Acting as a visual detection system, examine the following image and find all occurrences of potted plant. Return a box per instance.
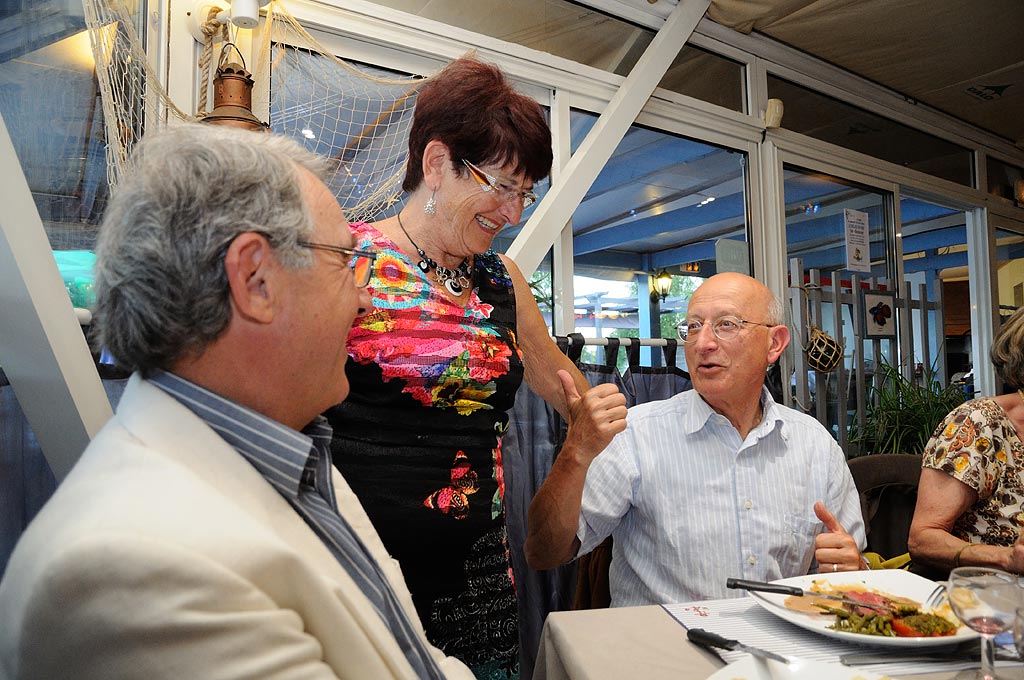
[848,360,966,457]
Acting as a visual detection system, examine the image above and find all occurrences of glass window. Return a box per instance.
[768,75,974,187]
[994,219,1024,323]
[0,0,136,574]
[569,109,749,367]
[987,156,1024,202]
[783,166,892,445]
[900,196,966,385]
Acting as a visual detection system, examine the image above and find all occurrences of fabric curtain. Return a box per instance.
[506,335,697,675]
[620,340,692,406]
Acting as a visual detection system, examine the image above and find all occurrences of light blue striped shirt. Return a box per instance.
[577,387,865,607]
[148,370,445,679]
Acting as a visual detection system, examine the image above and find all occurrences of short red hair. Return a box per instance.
[403,55,552,193]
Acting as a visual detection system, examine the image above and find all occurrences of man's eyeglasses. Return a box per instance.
[462,159,539,210]
[296,240,377,288]
[676,316,776,343]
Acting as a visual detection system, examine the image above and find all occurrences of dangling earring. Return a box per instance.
[423,186,437,216]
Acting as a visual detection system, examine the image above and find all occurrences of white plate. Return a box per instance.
[747,569,978,648]
[706,655,889,680]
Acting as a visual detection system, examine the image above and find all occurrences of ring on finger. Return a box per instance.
[832,563,838,572]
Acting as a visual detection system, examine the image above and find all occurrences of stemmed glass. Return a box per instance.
[946,567,1021,680]
[1014,607,1024,661]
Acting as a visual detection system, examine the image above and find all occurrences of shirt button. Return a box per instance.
[748,555,757,565]
[744,500,752,510]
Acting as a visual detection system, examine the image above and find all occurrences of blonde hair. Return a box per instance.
[991,306,1024,390]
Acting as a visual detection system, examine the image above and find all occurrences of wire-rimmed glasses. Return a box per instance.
[296,240,377,288]
[462,159,538,209]
[676,316,776,343]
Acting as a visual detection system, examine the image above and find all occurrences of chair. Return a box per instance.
[573,536,613,609]
[846,453,922,565]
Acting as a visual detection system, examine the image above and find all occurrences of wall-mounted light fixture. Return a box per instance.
[650,269,673,304]
[187,0,272,40]
[764,98,784,129]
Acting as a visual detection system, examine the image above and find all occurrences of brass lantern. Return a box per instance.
[199,48,269,131]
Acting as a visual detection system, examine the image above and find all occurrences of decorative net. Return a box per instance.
[81,0,193,188]
[81,0,431,223]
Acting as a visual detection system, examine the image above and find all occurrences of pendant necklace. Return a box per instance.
[396,212,472,296]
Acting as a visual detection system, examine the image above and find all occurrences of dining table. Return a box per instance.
[533,603,1024,680]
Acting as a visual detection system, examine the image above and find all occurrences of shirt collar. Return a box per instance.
[684,386,783,436]
[147,369,331,500]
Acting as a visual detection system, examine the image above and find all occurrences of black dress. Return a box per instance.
[326,222,523,679]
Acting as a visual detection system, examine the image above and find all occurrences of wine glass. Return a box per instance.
[1014,607,1024,660]
[947,567,1021,680]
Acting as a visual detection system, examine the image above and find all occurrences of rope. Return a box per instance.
[197,6,229,115]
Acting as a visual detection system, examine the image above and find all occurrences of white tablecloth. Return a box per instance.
[533,605,1024,680]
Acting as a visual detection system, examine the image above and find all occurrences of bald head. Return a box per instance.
[690,273,784,326]
[684,273,790,424]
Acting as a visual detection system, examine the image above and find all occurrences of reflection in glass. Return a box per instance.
[769,75,973,187]
[567,109,748,368]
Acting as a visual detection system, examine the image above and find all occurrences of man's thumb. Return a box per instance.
[558,369,581,406]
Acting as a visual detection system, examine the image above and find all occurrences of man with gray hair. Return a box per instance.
[526,272,866,606]
[0,123,474,680]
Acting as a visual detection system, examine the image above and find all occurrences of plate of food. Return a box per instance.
[742,569,976,648]
[706,655,890,680]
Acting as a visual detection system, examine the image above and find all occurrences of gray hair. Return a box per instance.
[93,123,332,374]
[766,291,784,326]
[992,306,1024,390]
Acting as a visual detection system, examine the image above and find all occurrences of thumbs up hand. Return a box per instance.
[558,369,627,463]
[813,501,865,572]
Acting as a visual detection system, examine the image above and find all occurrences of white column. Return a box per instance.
[507,0,712,275]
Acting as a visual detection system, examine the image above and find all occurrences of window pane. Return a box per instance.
[987,156,1024,202]
[783,166,892,443]
[569,109,749,366]
[769,75,974,187]
[900,196,966,385]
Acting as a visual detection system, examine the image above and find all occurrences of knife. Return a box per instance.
[726,577,893,611]
[687,628,790,664]
[840,640,1019,666]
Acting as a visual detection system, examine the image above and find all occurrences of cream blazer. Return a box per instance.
[0,375,474,680]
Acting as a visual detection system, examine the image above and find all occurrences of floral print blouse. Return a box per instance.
[922,398,1024,545]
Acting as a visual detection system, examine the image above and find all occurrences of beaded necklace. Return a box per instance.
[396,212,472,296]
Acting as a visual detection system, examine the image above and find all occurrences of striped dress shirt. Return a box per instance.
[149,370,445,679]
[577,387,865,607]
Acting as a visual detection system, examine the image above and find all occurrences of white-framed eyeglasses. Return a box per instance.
[462,159,538,209]
[676,316,776,343]
[296,240,377,288]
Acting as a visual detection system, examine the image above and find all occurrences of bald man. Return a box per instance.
[525,273,865,606]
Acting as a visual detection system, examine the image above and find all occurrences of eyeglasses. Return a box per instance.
[676,316,776,343]
[296,240,377,288]
[462,159,539,209]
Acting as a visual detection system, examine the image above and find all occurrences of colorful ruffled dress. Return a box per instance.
[325,222,523,680]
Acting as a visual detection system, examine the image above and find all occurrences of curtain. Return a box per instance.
[506,336,699,675]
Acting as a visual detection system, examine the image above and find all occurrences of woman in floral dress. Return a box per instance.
[324,56,626,679]
[909,305,1024,573]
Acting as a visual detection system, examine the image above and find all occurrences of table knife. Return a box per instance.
[687,628,790,664]
[726,577,892,611]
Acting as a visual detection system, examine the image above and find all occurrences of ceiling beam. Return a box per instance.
[506,0,712,275]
